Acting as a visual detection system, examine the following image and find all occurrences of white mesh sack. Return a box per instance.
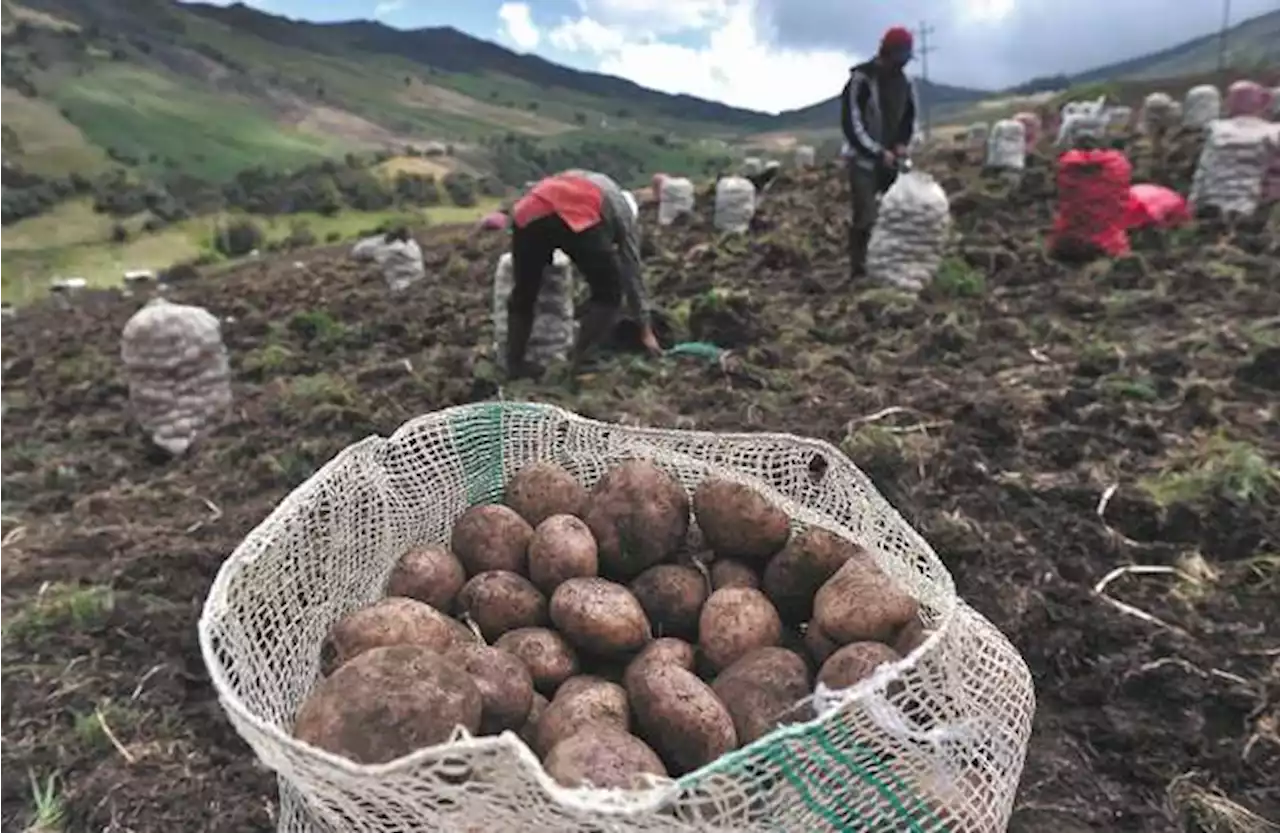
[350,235,426,291]
[491,251,576,371]
[658,177,696,226]
[350,235,383,262]
[867,171,953,293]
[714,176,757,233]
[1140,92,1176,134]
[1055,114,1106,148]
[1271,88,1280,120]
[1183,85,1222,128]
[794,145,816,168]
[965,122,988,149]
[200,402,1035,833]
[121,297,231,455]
[1190,117,1280,216]
[984,119,1026,170]
[1104,106,1132,136]
[742,157,764,176]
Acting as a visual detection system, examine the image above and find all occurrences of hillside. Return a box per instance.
[1012,10,1280,94]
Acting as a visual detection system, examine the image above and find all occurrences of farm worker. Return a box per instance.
[840,25,919,280]
[505,169,660,379]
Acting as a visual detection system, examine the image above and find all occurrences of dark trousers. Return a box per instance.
[509,214,622,318]
[846,159,898,275]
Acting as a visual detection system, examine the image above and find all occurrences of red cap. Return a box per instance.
[880,26,914,56]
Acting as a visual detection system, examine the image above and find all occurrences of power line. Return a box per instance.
[915,21,937,140]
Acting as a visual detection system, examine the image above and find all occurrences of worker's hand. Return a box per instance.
[894,145,909,158]
[881,149,897,168]
[640,325,662,357]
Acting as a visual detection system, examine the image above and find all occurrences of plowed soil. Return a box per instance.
[3,139,1278,833]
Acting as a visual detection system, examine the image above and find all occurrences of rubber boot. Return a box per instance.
[570,301,619,375]
[505,309,535,379]
[848,227,871,282]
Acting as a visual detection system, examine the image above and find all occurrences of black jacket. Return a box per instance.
[840,59,917,168]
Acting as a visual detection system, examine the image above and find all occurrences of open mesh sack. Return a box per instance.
[200,402,1035,833]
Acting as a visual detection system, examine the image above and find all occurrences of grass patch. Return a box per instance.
[3,583,115,643]
[49,65,346,181]
[1141,437,1280,507]
[931,257,986,298]
[1,86,111,176]
[276,373,357,410]
[25,770,65,833]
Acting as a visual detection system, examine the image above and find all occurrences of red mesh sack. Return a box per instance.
[479,210,509,231]
[1049,149,1133,257]
[1125,184,1190,229]
[652,173,668,194]
[1225,81,1273,119]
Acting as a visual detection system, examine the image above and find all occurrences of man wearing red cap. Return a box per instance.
[840,25,919,281]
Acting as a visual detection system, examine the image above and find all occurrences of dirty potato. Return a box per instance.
[554,674,611,702]
[544,725,668,789]
[518,692,549,751]
[627,663,737,775]
[527,514,599,595]
[624,638,697,691]
[630,565,707,641]
[450,505,533,576]
[803,621,840,667]
[293,645,481,765]
[762,527,862,625]
[584,460,690,581]
[550,577,652,656]
[816,642,901,690]
[458,571,548,641]
[692,478,791,565]
[712,647,811,745]
[698,588,783,673]
[534,679,631,758]
[893,618,929,656]
[812,558,918,645]
[505,462,588,527]
[448,643,535,734]
[711,558,760,591]
[384,544,467,613]
[495,627,580,695]
[328,597,467,668]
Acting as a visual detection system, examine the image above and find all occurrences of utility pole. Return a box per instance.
[916,21,937,142]
[1217,0,1232,74]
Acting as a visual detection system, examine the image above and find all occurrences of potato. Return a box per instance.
[385,544,466,613]
[458,571,548,641]
[711,558,760,591]
[624,638,696,691]
[812,558,918,645]
[584,460,690,580]
[816,642,901,690]
[450,505,533,576]
[505,462,588,527]
[328,597,467,667]
[692,478,790,565]
[803,621,839,667]
[630,565,707,641]
[534,680,630,758]
[698,588,783,673]
[627,663,737,775]
[554,674,612,702]
[518,692,549,751]
[495,627,580,695]
[893,618,929,656]
[528,514,599,595]
[544,725,668,789]
[294,645,481,764]
[448,643,535,734]
[712,647,811,745]
[550,577,652,656]
[762,527,862,624]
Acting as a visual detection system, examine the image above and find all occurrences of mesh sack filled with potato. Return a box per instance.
[201,402,1034,833]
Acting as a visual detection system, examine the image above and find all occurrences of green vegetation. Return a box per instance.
[1141,437,1280,507]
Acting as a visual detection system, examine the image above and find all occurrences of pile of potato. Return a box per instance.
[294,459,928,790]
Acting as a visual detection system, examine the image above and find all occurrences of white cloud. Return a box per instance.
[498,2,541,52]
[547,1,854,113]
[372,0,404,17]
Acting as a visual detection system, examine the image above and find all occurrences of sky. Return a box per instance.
[191,0,1280,114]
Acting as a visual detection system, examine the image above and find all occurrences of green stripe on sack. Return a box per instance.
[449,402,553,506]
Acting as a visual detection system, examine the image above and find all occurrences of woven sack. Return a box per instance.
[200,402,1035,833]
